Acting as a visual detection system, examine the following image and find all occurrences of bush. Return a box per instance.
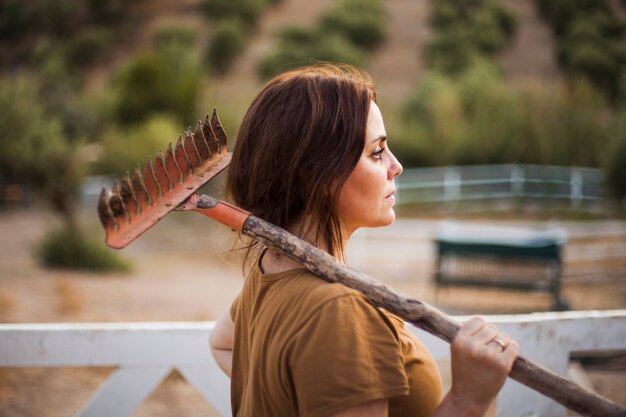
[426,0,516,75]
[206,19,248,74]
[38,225,130,271]
[537,0,611,36]
[320,0,386,50]
[426,30,482,75]
[0,74,72,190]
[65,27,112,68]
[87,0,124,24]
[394,64,612,168]
[154,26,197,52]
[201,0,267,27]
[258,0,385,79]
[95,115,181,176]
[0,0,86,39]
[111,48,202,126]
[537,1,625,103]
[258,28,365,79]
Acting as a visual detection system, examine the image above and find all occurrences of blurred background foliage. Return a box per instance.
[0,0,624,269]
[259,0,385,78]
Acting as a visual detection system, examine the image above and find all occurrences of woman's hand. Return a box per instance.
[436,317,519,417]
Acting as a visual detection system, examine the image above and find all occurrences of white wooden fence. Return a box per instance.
[1,310,625,417]
[396,164,604,209]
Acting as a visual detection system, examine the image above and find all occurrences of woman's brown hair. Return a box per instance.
[226,63,376,260]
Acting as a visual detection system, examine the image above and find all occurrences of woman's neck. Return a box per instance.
[260,217,350,274]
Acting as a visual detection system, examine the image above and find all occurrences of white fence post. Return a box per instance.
[570,168,583,209]
[511,164,525,199]
[444,168,461,205]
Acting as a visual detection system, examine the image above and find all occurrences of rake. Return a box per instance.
[98,110,624,417]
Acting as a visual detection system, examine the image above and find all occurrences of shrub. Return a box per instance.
[29,38,75,86]
[426,30,482,75]
[0,74,71,190]
[154,26,197,52]
[426,0,516,75]
[259,0,385,79]
[95,115,180,176]
[320,0,386,50]
[0,0,84,39]
[537,0,625,102]
[206,19,248,74]
[258,28,365,79]
[87,0,124,24]
[65,27,112,68]
[201,0,267,27]
[38,225,130,271]
[537,0,611,36]
[395,64,612,168]
[111,48,202,126]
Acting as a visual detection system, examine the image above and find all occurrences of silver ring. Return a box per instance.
[492,338,506,352]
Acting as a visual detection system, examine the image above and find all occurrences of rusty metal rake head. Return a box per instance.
[98,109,232,249]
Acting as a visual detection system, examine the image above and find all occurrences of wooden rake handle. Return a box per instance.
[188,195,625,417]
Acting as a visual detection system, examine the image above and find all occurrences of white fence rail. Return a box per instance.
[397,164,604,209]
[1,311,625,417]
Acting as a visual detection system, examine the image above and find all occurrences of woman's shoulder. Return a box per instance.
[257,267,376,318]
[280,268,367,302]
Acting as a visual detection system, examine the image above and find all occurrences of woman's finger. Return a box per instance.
[472,323,499,345]
[488,332,511,352]
[457,316,487,337]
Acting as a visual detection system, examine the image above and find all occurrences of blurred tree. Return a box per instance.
[95,115,180,176]
[320,0,386,50]
[0,74,127,270]
[259,27,365,79]
[0,75,78,222]
[111,36,202,126]
[201,0,267,27]
[205,19,248,74]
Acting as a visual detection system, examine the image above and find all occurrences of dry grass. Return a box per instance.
[0,289,15,321]
[55,279,86,317]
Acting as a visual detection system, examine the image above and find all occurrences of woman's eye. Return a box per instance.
[371,147,385,159]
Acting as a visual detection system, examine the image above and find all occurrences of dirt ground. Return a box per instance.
[0,204,624,416]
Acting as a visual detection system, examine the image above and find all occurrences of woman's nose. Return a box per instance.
[388,150,403,178]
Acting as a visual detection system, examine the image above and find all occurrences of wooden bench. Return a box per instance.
[433,223,568,310]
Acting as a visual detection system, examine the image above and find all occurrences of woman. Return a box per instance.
[211,64,518,417]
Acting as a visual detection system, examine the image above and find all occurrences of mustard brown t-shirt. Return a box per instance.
[230,266,442,417]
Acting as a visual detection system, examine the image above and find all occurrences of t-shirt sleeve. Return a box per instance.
[285,293,409,417]
[230,294,240,322]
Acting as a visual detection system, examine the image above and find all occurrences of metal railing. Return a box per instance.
[396,164,604,209]
[1,311,625,417]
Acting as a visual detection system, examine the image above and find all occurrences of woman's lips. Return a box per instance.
[385,190,396,204]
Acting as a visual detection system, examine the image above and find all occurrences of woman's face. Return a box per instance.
[336,101,403,235]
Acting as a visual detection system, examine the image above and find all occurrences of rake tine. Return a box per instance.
[99,108,232,249]
[132,163,151,210]
[154,149,173,193]
[192,123,212,162]
[120,172,140,217]
[165,143,182,185]
[210,108,227,154]
[98,188,117,230]
[143,156,162,205]
[183,131,202,170]
[202,114,219,156]
[109,180,128,224]
[174,136,192,177]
